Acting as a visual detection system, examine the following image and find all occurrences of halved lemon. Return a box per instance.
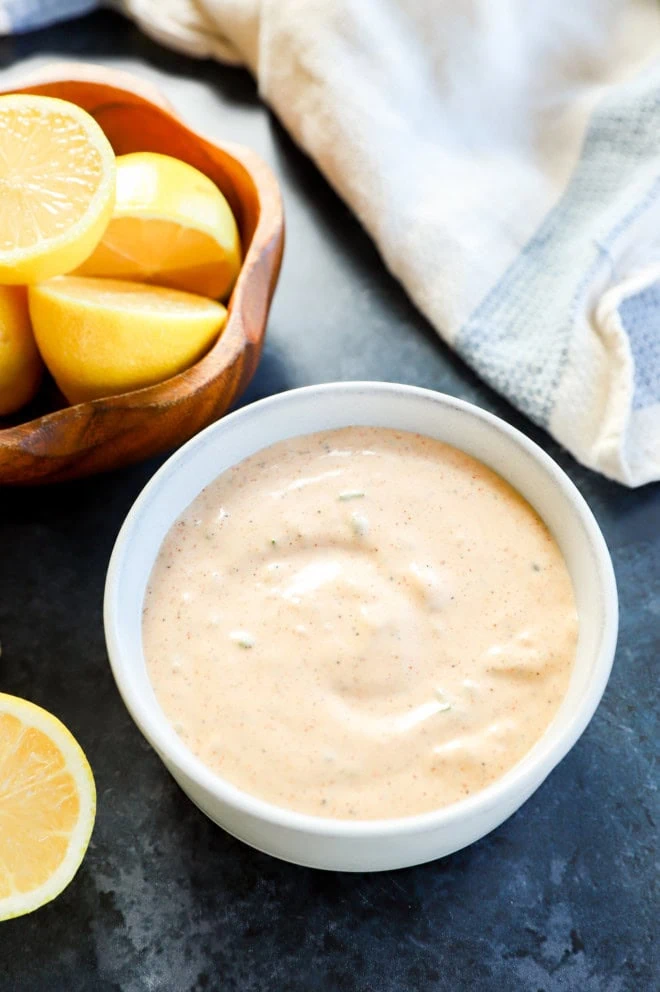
[29,275,228,404]
[77,152,241,299]
[0,693,96,921]
[0,94,116,284]
[0,285,43,415]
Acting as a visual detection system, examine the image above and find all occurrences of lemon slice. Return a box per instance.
[0,95,115,284]
[77,152,241,300]
[0,693,96,921]
[29,275,228,404]
[0,286,43,415]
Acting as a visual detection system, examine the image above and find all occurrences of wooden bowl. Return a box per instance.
[0,63,284,484]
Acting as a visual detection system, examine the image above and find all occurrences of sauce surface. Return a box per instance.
[143,428,578,819]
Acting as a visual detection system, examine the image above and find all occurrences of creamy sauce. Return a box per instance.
[143,428,578,819]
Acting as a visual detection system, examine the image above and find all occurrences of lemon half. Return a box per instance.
[0,693,96,921]
[0,286,43,415]
[0,94,115,284]
[29,275,228,404]
[77,152,241,300]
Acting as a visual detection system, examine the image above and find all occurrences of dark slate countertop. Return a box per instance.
[0,11,657,992]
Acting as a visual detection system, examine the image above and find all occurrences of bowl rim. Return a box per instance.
[104,381,618,838]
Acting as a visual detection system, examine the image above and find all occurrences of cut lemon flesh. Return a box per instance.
[29,275,228,403]
[0,94,116,284]
[0,693,96,920]
[77,152,241,299]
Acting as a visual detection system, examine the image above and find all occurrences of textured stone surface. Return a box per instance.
[0,11,658,992]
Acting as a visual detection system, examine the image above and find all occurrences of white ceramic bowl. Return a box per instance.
[104,382,618,872]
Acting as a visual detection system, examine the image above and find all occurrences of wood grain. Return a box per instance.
[0,63,284,484]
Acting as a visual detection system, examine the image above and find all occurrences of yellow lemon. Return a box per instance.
[77,152,241,300]
[0,693,96,921]
[0,94,115,284]
[29,275,227,404]
[0,286,43,415]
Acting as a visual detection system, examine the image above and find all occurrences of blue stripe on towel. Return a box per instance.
[619,282,660,410]
[4,0,97,33]
[457,59,660,427]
